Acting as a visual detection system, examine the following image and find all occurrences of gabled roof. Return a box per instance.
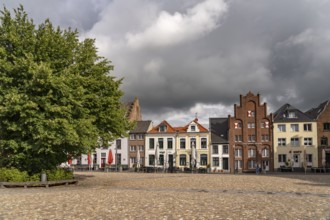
[148,120,177,134]
[181,118,209,133]
[305,100,329,120]
[273,103,313,122]
[129,120,152,134]
[209,118,228,144]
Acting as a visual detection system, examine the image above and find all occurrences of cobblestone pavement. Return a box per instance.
[0,172,329,219]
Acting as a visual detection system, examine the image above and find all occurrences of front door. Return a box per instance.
[101,158,106,168]
[168,155,173,167]
[293,154,300,167]
[223,158,229,170]
[262,161,269,171]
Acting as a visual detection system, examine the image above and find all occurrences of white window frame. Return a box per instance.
[278,138,286,146]
[248,149,256,158]
[278,124,286,132]
[290,124,299,132]
[304,138,313,146]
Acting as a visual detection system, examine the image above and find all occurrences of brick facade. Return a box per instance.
[315,101,330,167]
[228,92,273,173]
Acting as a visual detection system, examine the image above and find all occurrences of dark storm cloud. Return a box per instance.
[2,0,330,124]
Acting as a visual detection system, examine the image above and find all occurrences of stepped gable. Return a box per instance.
[209,118,229,144]
[124,97,142,122]
[305,100,329,120]
[273,103,313,122]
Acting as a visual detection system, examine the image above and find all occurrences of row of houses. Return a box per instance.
[71,92,330,173]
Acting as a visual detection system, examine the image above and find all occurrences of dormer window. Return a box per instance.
[191,125,196,131]
[159,124,167,132]
[288,111,297,118]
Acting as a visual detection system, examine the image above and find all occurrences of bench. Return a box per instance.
[280,166,292,172]
[0,179,78,188]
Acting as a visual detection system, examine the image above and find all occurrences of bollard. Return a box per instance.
[41,173,47,182]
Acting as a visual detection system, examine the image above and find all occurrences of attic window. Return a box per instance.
[159,124,167,132]
[288,111,297,118]
[191,125,196,131]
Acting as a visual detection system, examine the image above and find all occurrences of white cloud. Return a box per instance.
[126,0,228,49]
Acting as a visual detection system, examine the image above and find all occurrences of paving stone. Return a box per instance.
[0,172,329,219]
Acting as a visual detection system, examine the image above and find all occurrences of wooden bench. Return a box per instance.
[0,179,78,189]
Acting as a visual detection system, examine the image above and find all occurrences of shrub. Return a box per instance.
[0,167,29,182]
[46,168,73,181]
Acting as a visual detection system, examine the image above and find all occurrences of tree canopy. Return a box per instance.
[0,6,132,174]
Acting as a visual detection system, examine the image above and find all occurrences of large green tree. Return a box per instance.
[0,6,131,174]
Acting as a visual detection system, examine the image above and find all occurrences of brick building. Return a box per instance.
[228,92,273,173]
[306,100,330,168]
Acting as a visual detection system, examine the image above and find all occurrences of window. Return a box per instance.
[191,125,196,131]
[180,138,186,149]
[200,154,208,166]
[261,121,270,128]
[116,139,121,149]
[139,146,144,151]
[235,160,242,169]
[248,122,255,128]
[306,154,313,163]
[248,135,256,142]
[278,138,286,146]
[235,135,242,142]
[321,137,328,146]
[247,110,255,117]
[212,157,219,166]
[278,124,286,132]
[130,146,136,152]
[130,157,136,164]
[222,145,229,154]
[261,122,265,128]
[278,154,287,163]
[248,149,256,158]
[149,155,155,166]
[235,148,242,157]
[167,138,173,149]
[290,124,299,132]
[324,123,330,131]
[304,138,313,146]
[149,138,155,149]
[262,134,269,142]
[234,122,242,129]
[303,124,312,131]
[291,138,299,147]
[158,138,164,149]
[159,124,167,132]
[179,154,186,166]
[248,160,256,169]
[129,134,135,140]
[212,145,218,154]
[288,111,297,118]
[159,154,164,165]
[262,148,269,157]
[201,138,207,149]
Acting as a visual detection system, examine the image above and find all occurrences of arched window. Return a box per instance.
[262,148,269,157]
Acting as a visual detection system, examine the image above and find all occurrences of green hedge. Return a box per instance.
[0,167,73,182]
[46,169,73,181]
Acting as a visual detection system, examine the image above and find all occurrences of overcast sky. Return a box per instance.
[3,0,330,126]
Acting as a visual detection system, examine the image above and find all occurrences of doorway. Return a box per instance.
[293,154,300,167]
